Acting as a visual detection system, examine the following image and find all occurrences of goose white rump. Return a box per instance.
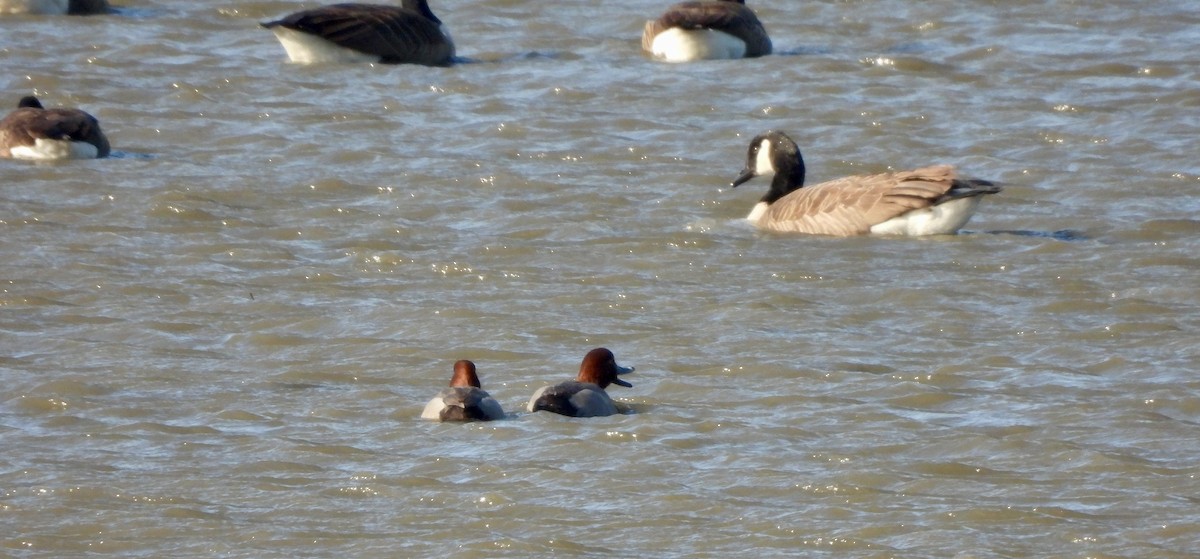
[649,28,747,62]
[261,1,456,66]
[642,0,772,62]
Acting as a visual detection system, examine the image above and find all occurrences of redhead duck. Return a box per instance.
[0,96,110,160]
[527,348,634,418]
[261,1,454,66]
[642,0,771,62]
[421,360,504,422]
[730,130,1002,236]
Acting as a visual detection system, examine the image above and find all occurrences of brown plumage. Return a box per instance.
[642,0,771,60]
[447,359,482,388]
[731,131,1001,236]
[0,96,110,160]
[261,2,454,66]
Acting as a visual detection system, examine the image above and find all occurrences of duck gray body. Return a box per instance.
[527,348,635,418]
[421,360,504,422]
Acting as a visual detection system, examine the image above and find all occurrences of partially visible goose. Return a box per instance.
[421,360,505,422]
[0,0,109,15]
[0,96,110,160]
[261,1,455,66]
[527,348,635,418]
[642,0,771,62]
[730,130,1002,236]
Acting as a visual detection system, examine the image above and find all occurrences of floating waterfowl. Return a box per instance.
[730,130,1002,236]
[261,1,455,66]
[527,348,635,418]
[642,0,771,62]
[0,96,110,160]
[421,360,505,422]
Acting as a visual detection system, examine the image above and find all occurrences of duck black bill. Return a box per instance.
[612,365,634,388]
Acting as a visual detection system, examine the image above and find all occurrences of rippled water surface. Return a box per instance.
[2,0,1199,557]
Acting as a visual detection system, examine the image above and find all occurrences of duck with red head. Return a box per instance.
[421,360,505,422]
[527,348,635,418]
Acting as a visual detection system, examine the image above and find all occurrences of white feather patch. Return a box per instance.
[869,196,984,236]
[10,138,100,160]
[746,201,770,224]
[755,138,774,174]
[268,27,381,64]
[650,28,746,62]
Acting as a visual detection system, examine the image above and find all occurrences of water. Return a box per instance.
[2,0,1199,557]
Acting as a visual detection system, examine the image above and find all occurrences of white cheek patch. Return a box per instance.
[754,138,774,174]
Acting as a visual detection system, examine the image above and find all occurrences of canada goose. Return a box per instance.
[261,1,455,66]
[527,348,635,418]
[421,360,505,422]
[730,131,1001,236]
[642,0,771,62]
[0,96,110,160]
[0,0,109,15]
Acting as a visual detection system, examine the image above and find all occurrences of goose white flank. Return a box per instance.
[0,96,110,160]
[261,1,455,66]
[642,0,771,62]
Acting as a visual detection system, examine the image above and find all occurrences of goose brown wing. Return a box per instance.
[650,2,772,56]
[268,4,453,65]
[762,165,958,235]
[0,107,110,157]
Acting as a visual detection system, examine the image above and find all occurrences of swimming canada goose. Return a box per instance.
[0,96,110,160]
[261,1,455,66]
[527,348,635,418]
[421,360,505,422]
[0,0,109,15]
[730,131,1001,236]
[642,0,771,62]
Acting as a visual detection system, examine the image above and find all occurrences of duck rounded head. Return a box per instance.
[577,347,634,389]
[731,130,807,204]
[449,359,482,388]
